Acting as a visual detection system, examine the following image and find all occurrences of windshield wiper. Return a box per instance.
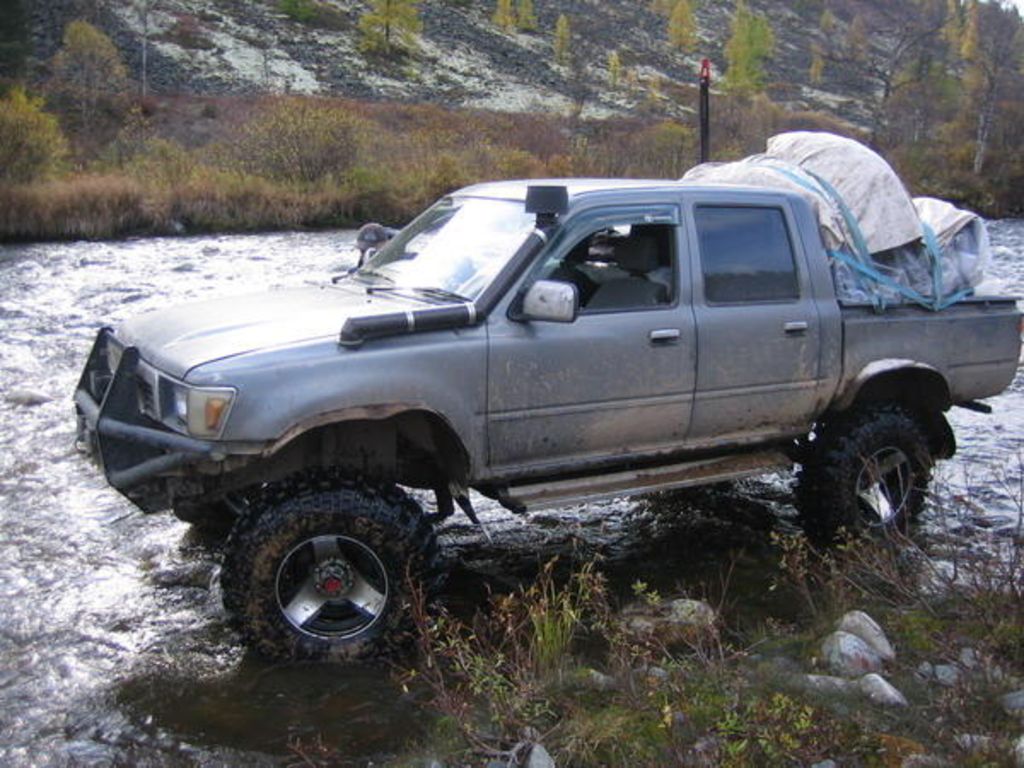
[366,285,472,303]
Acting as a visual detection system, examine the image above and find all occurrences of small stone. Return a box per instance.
[959,647,980,670]
[667,598,717,628]
[646,666,669,681]
[585,669,617,691]
[954,733,994,753]
[1002,690,1024,717]
[857,673,908,707]
[524,743,555,768]
[811,761,838,768]
[821,630,884,677]
[933,664,961,688]
[5,389,52,407]
[837,611,896,661]
[915,661,934,680]
[1012,734,1024,768]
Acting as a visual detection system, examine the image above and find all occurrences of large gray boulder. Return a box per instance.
[836,611,895,662]
[821,630,884,677]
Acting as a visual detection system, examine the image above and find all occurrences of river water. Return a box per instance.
[0,223,1021,766]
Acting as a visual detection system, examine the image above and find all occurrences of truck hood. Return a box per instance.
[116,285,421,379]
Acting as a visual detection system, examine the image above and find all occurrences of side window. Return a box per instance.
[538,223,676,312]
[694,206,799,304]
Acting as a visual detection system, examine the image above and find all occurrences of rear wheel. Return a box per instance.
[221,478,439,661]
[796,404,933,542]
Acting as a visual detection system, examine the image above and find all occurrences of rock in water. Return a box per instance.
[836,610,896,661]
[857,673,908,707]
[6,389,52,407]
[821,631,884,676]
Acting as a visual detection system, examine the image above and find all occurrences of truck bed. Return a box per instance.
[839,297,1021,405]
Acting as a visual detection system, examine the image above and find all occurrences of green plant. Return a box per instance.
[0,87,69,183]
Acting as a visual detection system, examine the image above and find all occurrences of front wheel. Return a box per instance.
[796,405,934,542]
[222,480,439,661]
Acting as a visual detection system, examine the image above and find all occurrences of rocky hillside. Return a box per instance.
[27,0,881,126]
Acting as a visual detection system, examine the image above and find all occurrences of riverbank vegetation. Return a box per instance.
[0,4,1022,243]
[382,482,1024,767]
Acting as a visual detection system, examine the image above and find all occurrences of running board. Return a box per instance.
[506,450,792,511]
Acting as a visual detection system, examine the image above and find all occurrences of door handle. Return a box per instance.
[783,321,809,335]
[649,328,681,344]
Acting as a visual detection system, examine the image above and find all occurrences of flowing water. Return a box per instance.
[0,223,1022,766]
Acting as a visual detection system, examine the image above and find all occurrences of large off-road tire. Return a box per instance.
[796,404,934,543]
[221,475,439,661]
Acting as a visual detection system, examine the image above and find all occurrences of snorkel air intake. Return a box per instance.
[339,185,568,348]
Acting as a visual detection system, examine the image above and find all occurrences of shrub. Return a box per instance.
[0,87,69,183]
[228,98,362,185]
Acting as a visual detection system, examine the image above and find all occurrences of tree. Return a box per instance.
[516,0,538,32]
[554,14,571,66]
[50,21,129,134]
[668,0,697,52]
[809,42,825,83]
[493,0,515,31]
[961,0,1024,172]
[724,0,775,94]
[359,0,422,55]
[0,0,29,80]
[0,87,68,183]
[608,50,622,88]
[846,14,868,62]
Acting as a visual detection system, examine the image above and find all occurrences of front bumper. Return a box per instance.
[74,329,219,512]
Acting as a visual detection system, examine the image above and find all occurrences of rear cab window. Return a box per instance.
[693,205,799,304]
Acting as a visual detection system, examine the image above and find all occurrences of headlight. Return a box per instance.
[169,383,236,438]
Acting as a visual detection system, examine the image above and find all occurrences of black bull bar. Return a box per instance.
[74,328,216,512]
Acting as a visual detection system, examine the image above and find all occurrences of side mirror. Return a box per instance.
[520,280,578,323]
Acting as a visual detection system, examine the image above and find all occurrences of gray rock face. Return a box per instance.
[836,611,896,661]
[1003,689,1024,717]
[857,673,908,707]
[821,630,884,677]
[525,743,555,768]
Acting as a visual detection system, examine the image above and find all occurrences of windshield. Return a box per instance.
[355,196,535,301]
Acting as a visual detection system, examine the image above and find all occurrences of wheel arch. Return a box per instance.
[258,405,473,489]
[833,361,956,459]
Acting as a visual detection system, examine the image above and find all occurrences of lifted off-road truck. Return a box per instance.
[75,179,1021,660]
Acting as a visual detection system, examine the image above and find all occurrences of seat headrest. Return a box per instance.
[614,236,660,273]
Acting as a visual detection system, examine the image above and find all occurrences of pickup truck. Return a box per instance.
[74,179,1021,661]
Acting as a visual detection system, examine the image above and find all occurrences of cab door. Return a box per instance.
[686,200,824,445]
[486,206,697,474]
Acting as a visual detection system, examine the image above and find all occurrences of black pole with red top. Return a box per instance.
[699,58,711,164]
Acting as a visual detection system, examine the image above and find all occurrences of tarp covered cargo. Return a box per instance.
[682,131,990,310]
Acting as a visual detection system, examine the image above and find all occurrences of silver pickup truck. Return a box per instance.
[74,179,1021,660]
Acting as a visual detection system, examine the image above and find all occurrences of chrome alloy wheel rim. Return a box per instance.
[855,447,913,526]
[275,535,389,639]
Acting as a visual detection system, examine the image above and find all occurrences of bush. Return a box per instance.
[0,87,69,183]
[227,98,362,185]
